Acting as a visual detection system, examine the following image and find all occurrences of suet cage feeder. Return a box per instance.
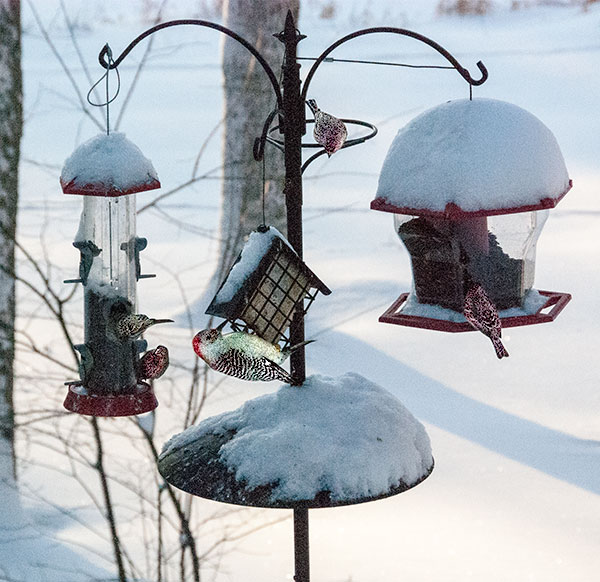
[371,98,572,332]
[61,133,162,416]
[206,225,331,347]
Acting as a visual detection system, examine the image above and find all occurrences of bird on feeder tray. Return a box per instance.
[306,99,348,157]
[192,328,313,383]
[137,345,169,381]
[463,284,509,359]
[116,313,174,339]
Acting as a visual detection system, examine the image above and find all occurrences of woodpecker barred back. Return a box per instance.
[116,314,173,339]
[137,345,169,381]
[192,328,313,383]
[306,99,348,157]
[463,284,509,359]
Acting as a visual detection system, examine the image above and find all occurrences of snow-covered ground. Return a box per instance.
[13,0,600,580]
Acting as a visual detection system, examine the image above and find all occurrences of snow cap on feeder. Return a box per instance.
[60,132,160,197]
[370,98,572,333]
[206,226,331,347]
[60,133,165,417]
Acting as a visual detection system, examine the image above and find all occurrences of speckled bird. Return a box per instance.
[192,329,313,383]
[306,99,347,157]
[463,284,509,359]
[137,345,169,381]
[116,314,173,339]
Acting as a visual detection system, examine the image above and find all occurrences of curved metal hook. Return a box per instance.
[98,19,283,111]
[253,108,281,162]
[301,27,488,102]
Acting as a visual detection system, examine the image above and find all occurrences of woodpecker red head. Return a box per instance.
[137,345,169,381]
[192,328,313,383]
[463,284,509,359]
[307,99,348,157]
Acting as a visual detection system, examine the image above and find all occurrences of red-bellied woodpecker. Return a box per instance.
[192,329,313,383]
[116,314,173,339]
[463,284,509,359]
[137,345,169,381]
[306,99,347,157]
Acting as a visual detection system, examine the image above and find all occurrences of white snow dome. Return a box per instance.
[61,132,160,197]
[372,98,571,217]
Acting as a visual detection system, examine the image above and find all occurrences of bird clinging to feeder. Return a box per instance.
[307,99,348,156]
[137,345,170,381]
[192,328,313,384]
[116,313,174,339]
[464,284,509,359]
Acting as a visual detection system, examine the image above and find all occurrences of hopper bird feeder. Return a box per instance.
[61,132,165,416]
[371,98,572,332]
[206,225,331,348]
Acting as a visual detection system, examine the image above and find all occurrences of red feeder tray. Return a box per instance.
[63,382,158,417]
[379,290,572,333]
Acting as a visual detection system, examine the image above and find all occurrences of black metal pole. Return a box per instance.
[293,508,310,582]
[279,11,307,387]
[278,11,311,582]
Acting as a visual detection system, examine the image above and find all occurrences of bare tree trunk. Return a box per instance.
[216,0,299,286]
[0,0,22,481]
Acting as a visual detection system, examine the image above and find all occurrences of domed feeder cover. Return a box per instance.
[61,133,162,416]
[370,98,572,331]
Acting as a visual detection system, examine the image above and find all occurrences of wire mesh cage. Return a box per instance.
[206,226,331,348]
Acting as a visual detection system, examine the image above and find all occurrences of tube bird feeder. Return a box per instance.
[61,132,164,416]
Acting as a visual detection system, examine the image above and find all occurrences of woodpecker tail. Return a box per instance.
[283,339,315,359]
[306,99,319,115]
[492,337,509,359]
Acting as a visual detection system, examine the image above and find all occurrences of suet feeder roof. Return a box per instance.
[206,226,331,346]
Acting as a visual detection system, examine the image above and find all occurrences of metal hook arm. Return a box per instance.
[97,19,283,111]
[301,27,488,102]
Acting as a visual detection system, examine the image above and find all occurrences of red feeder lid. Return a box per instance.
[63,382,158,417]
[372,99,572,218]
[60,132,160,197]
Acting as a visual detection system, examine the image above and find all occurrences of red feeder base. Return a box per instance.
[379,290,571,332]
[63,382,158,417]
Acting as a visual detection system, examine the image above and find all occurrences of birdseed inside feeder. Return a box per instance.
[370,98,572,332]
[61,132,164,416]
[206,226,331,347]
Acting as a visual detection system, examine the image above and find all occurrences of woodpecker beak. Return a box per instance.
[216,320,227,331]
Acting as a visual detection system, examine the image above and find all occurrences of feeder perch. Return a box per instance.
[206,226,331,347]
[371,98,572,332]
[60,133,163,416]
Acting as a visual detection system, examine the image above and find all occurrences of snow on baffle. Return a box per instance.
[371,98,572,218]
[60,132,160,197]
[157,373,433,508]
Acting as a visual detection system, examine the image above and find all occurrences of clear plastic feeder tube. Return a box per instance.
[76,194,139,394]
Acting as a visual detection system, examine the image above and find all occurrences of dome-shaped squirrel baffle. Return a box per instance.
[61,133,169,416]
[157,373,433,508]
[371,98,572,333]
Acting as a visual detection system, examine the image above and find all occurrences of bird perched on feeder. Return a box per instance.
[192,328,313,383]
[116,314,173,339]
[137,345,169,381]
[306,99,347,157]
[463,284,509,359]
